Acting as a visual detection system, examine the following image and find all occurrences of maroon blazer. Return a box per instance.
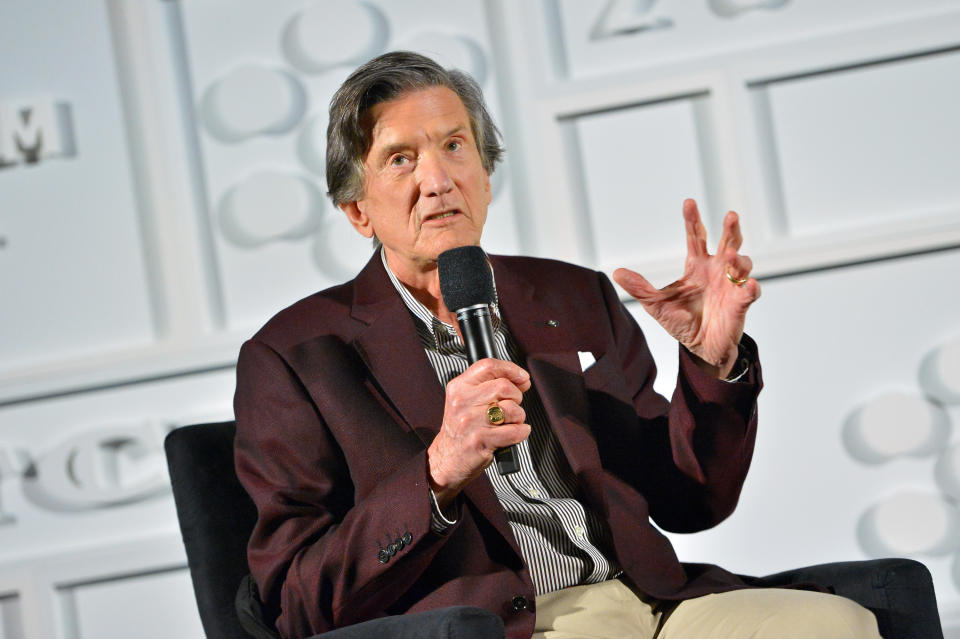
[234,252,762,639]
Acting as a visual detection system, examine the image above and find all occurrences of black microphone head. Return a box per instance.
[437,246,495,311]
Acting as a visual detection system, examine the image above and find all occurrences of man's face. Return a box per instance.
[341,86,492,277]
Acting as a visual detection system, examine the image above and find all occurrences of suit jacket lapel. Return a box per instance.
[350,255,445,448]
[493,257,604,479]
[349,254,522,556]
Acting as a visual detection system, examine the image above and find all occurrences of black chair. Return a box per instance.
[165,422,944,639]
[165,421,503,639]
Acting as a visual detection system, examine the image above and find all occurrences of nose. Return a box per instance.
[416,152,454,197]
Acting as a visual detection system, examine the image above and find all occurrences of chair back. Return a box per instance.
[165,421,257,639]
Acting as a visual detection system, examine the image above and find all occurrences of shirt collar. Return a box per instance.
[380,246,501,349]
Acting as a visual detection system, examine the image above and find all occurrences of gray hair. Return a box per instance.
[325,51,504,207]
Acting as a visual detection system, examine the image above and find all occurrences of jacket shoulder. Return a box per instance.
[491,254,602,284]
[249,279,357,350]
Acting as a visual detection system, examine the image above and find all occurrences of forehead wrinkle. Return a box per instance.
[363,88,474,165]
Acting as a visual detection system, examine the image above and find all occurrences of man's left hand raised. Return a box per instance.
[613,198,761,379]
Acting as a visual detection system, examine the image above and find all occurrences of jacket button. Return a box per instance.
[402,532,413,545]
[387,541,399,555]
[511,595,529,612]
[377,549,391,564]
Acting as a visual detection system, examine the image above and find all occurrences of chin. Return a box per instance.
[430,235,481,260]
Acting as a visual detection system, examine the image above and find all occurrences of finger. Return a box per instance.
[476,378,524,407]
[463,358,531,391]
[723,253,761,302]
[725,252,753,281]
[486,399,525,427]
[716,210,743,256]
[483,422,531,449]
[683,198,708,257]
[729,277,761,306]
[613,268,659,302]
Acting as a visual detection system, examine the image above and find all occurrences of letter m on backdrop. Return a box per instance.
[0,100,76,169]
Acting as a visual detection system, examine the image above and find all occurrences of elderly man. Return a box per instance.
[234,51,879,639]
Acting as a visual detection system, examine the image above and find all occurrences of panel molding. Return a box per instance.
[493,1,960,287]
[0,533,192,639]
[0,334,242,406]
[105,0,225,339]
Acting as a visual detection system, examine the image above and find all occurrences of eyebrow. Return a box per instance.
[441,124,468,139]
[375,142,409,164]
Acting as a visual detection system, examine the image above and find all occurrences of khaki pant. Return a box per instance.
[533,579,882,639]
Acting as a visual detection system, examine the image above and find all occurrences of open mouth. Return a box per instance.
[423,209,461,223]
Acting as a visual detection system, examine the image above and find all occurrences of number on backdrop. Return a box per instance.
[590,0,791,41]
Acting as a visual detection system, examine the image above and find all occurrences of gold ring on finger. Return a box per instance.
[726,268,748,286]
[486,404,505,426]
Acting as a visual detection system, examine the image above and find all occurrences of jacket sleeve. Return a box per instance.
[594,271,762,534]
[234,338,454,639]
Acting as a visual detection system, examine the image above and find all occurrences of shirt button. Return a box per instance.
[574,525,586,540]
[527,488,542,499]
[511,595,530,612]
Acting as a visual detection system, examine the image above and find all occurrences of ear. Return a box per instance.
[340,201,374,238]
[484,171,492,206]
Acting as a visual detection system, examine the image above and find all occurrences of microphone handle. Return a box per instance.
[456,305,521,475]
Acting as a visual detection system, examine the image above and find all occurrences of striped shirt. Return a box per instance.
[381,249,621,595]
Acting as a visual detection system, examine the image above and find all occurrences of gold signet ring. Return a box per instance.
[725,268,748,286]
[487,405,505,425]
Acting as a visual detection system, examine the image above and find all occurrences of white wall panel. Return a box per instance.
[758,50,960,237]
[0,0,155,373]
[572,95,714,273]
[0,594,24,639]
[553,0,960,80]
[65,569,202,639]
[0,368,233,564]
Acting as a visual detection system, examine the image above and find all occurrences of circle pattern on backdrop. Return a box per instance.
[920,335,960,404]
[200,66,307,143]
[842,391,950,464]
[282,1,389,74]
[296,113,327,178]
[218,172,324,247]
[857,492,960,557]
[397,32,488,87]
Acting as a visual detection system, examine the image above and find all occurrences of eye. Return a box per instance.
[446,140,462,152]
[389,154,409,167]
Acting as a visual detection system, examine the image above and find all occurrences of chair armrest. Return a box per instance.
[313,606,504,639]
[754,558,943,639]
[236,574,504,639]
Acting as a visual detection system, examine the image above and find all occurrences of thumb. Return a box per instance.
[613,268,658,302]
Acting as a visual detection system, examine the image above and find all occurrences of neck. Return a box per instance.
[384,250,460,328]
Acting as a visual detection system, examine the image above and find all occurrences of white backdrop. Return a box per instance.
[0,1,958,637]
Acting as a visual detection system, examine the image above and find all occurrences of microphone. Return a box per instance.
[437,246,520,475]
